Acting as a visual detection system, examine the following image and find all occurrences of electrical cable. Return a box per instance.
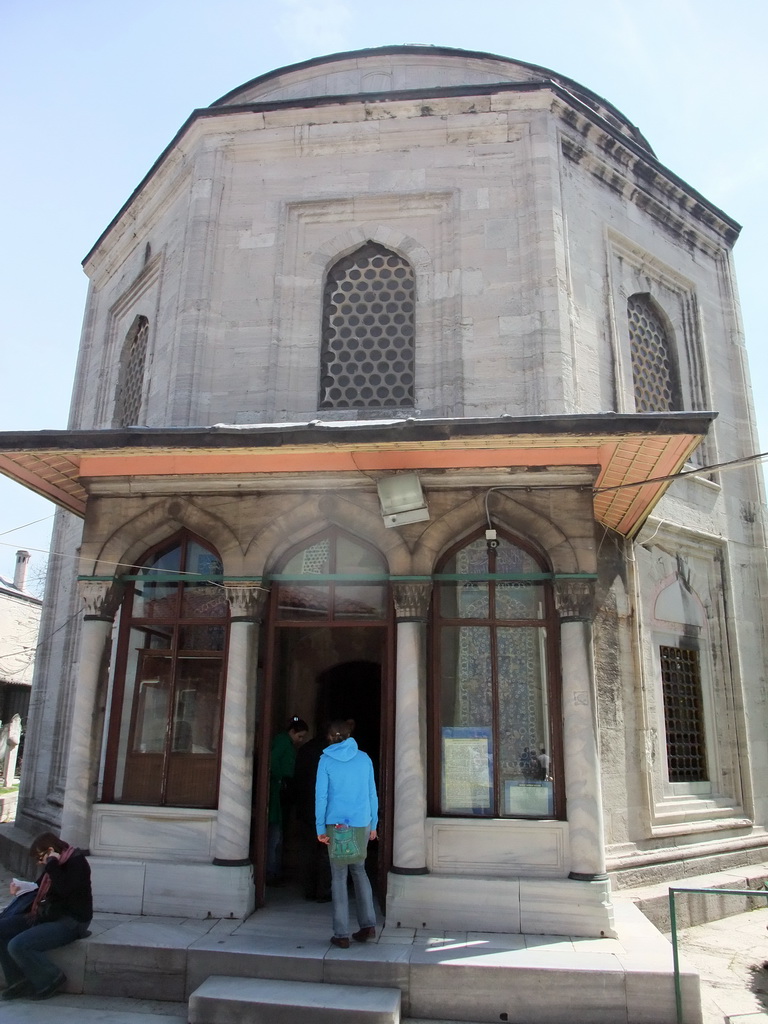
[592,449,768,494]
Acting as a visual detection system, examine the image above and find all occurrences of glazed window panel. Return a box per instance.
[132,654,172,753]
[336,535,385,575]
[275,531,388,623]
[132,546,182,619]
[441,581,490,619]
[433,532,558,819]
[440,626,494,814]
[334,584,387,619]
[105,532,228,809]
[497,627,553,816]
[165,658,223,806]
[276,584,330,620]
[178,624,226,651]
[282,538,330,576]
[495,582,544,620]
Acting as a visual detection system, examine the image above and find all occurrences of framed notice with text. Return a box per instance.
[441,726,492,814]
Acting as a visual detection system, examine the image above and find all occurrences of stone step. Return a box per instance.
[613,864,768,931]
[188,975,401,1024]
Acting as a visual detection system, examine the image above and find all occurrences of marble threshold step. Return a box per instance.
[37,901,702,1024]
[611,862,768,931]
[188,975,401,1024]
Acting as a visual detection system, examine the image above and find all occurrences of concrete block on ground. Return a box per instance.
[188,975,401,1024]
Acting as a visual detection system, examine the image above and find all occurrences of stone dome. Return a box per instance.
[212,45,652,153]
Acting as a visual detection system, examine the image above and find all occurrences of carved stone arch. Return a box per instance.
[313,225,433,283]
[82,496,245,578]
[411,490,584,576]
[652,571,707,633]
[245,491,411,576]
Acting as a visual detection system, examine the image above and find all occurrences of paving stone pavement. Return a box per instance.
[672,907,768,1024]
[1,859,767,1023]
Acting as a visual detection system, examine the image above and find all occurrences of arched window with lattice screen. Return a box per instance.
[627,294,682,413]
[114,315,149,426]
[319,242,415,410]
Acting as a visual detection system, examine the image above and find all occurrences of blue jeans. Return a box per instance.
[0,914,88,991]
[266,822,283,880]
[330,859,376,939]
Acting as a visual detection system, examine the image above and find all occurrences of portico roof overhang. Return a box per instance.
[0,412,715,538]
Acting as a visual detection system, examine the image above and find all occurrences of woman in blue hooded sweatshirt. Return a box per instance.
[315,719,378,948]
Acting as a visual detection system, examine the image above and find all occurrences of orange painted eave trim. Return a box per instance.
[77,446,605,477]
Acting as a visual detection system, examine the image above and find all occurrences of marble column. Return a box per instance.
[60,581,123,849]
[556,579,608,880]
[391,582,432,874]
[213,584,267,865]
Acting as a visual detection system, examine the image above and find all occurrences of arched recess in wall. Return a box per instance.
[652,574,712,787]
[101,529,228,811]
[428,526,563,822]
[84,497,244,581]
[411,490,583,578]
[246,490,412,579]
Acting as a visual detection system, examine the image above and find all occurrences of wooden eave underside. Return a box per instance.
[0,415,713,538]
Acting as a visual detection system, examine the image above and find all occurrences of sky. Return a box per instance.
[1,0,766,592]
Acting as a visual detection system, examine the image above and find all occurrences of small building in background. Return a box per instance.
[0,550,42,732]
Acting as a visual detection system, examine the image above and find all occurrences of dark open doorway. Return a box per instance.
[253,624,391,907]
[316,659,381,775]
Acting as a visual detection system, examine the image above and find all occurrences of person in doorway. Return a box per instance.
[315,719,378,948]
[0,832,92,1001]
[294,728,332,902]
[267,715,308,885]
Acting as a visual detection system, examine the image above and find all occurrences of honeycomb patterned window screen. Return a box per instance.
[659,644,708,782]
[628,294,681,413]
[115,316,149,427]
[320,242,415,409]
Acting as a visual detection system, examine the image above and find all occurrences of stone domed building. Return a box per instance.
[1,46,766,939]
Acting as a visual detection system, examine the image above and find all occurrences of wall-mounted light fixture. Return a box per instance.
[377,471,430,528]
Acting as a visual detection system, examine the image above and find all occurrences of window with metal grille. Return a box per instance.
[659,644,708,782]
[319,243,415,409]
[628,294,682,413]
[115,315,149,426]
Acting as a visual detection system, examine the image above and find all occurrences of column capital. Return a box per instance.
[392,582,432,621]
[224,583,268,621]
[554,579,594,621]
[78,580,123,620]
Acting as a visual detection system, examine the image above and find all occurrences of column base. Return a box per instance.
[391,865,429,875]
[569,871,609,881]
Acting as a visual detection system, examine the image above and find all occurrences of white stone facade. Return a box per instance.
[10,47,768,932]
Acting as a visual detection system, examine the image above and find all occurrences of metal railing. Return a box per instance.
[669,885,768,1024]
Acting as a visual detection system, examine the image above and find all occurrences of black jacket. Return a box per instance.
[38,850,92,924]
